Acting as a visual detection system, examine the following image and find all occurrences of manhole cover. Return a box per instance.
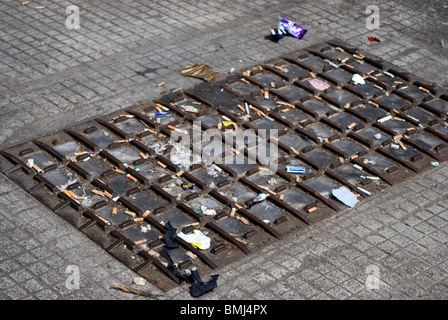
[1,39,448,292]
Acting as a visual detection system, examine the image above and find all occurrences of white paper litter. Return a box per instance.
[200,205,216,216]
[177,230,211,250]
[352,74,365,85]
[332,187,359,208]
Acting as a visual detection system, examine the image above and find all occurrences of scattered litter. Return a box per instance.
[270,16,307,42]
[21,1,30,5]
[181,63,220,83]
[431,162,440,167]
[182,182,195,191]
[155,112,171,119]
[308,78,331,91]
[163,222,179,249]
[352,74,366,85]
[368,36,382,42]
[357,187,371,196]
[177,230,211,250]
[332,187,359,208]
[133,277,146,286]
[286,166,306,174]
[391,144,400,150]
[442,39,447,49]
[378,115,392,123]
[157,81,166,87]
[374,133,382,140]
[110,285,161,298]
[200,205,216,216]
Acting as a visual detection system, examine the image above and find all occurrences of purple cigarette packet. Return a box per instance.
[279,17,307,40]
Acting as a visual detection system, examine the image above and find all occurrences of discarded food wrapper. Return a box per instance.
[181,63,220,83]
[177,230,211,250]
[133,277,146,286]
[332,186,359,208]
[278,16,308,40]
[286,166,306,174]
[200,205,216,216]
[308,78,331,91]
[431,162,440,167]
[368,36,382,42]
[182,182,195,191]
[352,74,366,85]
[155,112,171,119]
[253,193,268,204]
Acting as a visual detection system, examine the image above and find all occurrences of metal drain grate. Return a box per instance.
[1,39,448,292]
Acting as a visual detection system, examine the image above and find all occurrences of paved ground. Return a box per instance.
[0,0,447,300]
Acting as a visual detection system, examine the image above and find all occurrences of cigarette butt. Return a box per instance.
[21,1,30,5]
[125,211,136,218]
[291,147,299,155]
[348,122,357,129]
[157,161,166,168]
[351,155,359,160]
[188,222,200,227]
[399,141,406,149]
[103,191,113,199]
[230,208,236,217]
[394,134,403,140]
[296,177,301,183]
[73,196,86,200]
[310,72,316,78]
[134,217,144,223]
[97,216,110,225]
[237,105,245,112]
[232,148,240,154]
[74,152,87,156]
[314,95,322,101]
[176,170,184,177]
[281,108,290,113]
[342,58,349,63]
[395,117,405,122]
[308,207,317,213]
[336,47,344,52]
[235,203,243,209]
[135,239,147,245]
[363,159,369,164]
[156,118,161,124]
[230,68,235,73]
[115,168,126,174]
[270,82,276,88]
[112,207,117,215]
[344,103,351,109]
[157,81,166,87]
[63,190,76,198]
[126,174,137,182]
[353,54,363,60]
[264,91,269,99]
[92,189,104,196]
[241,78,250,84]
[32,165,42,172]
[267,190,277,196]
[419,87,430,93]
[324,138,329,144]
[142,210,150,217]
[368,101,379,107]
[115,140,128,143]
[139,152,148,159]
[35,6,45,10]
[279,194,285,201]
[394,81,403,85]
[345,64,354,69]
[233,123,238,130]
[374,84,383,90]
[240,217,250,225]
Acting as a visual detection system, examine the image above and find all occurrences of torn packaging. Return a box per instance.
[331,186,359,208]
[181,63,220,83]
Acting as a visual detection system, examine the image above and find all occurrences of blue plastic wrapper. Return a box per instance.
[278,16,307,40]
